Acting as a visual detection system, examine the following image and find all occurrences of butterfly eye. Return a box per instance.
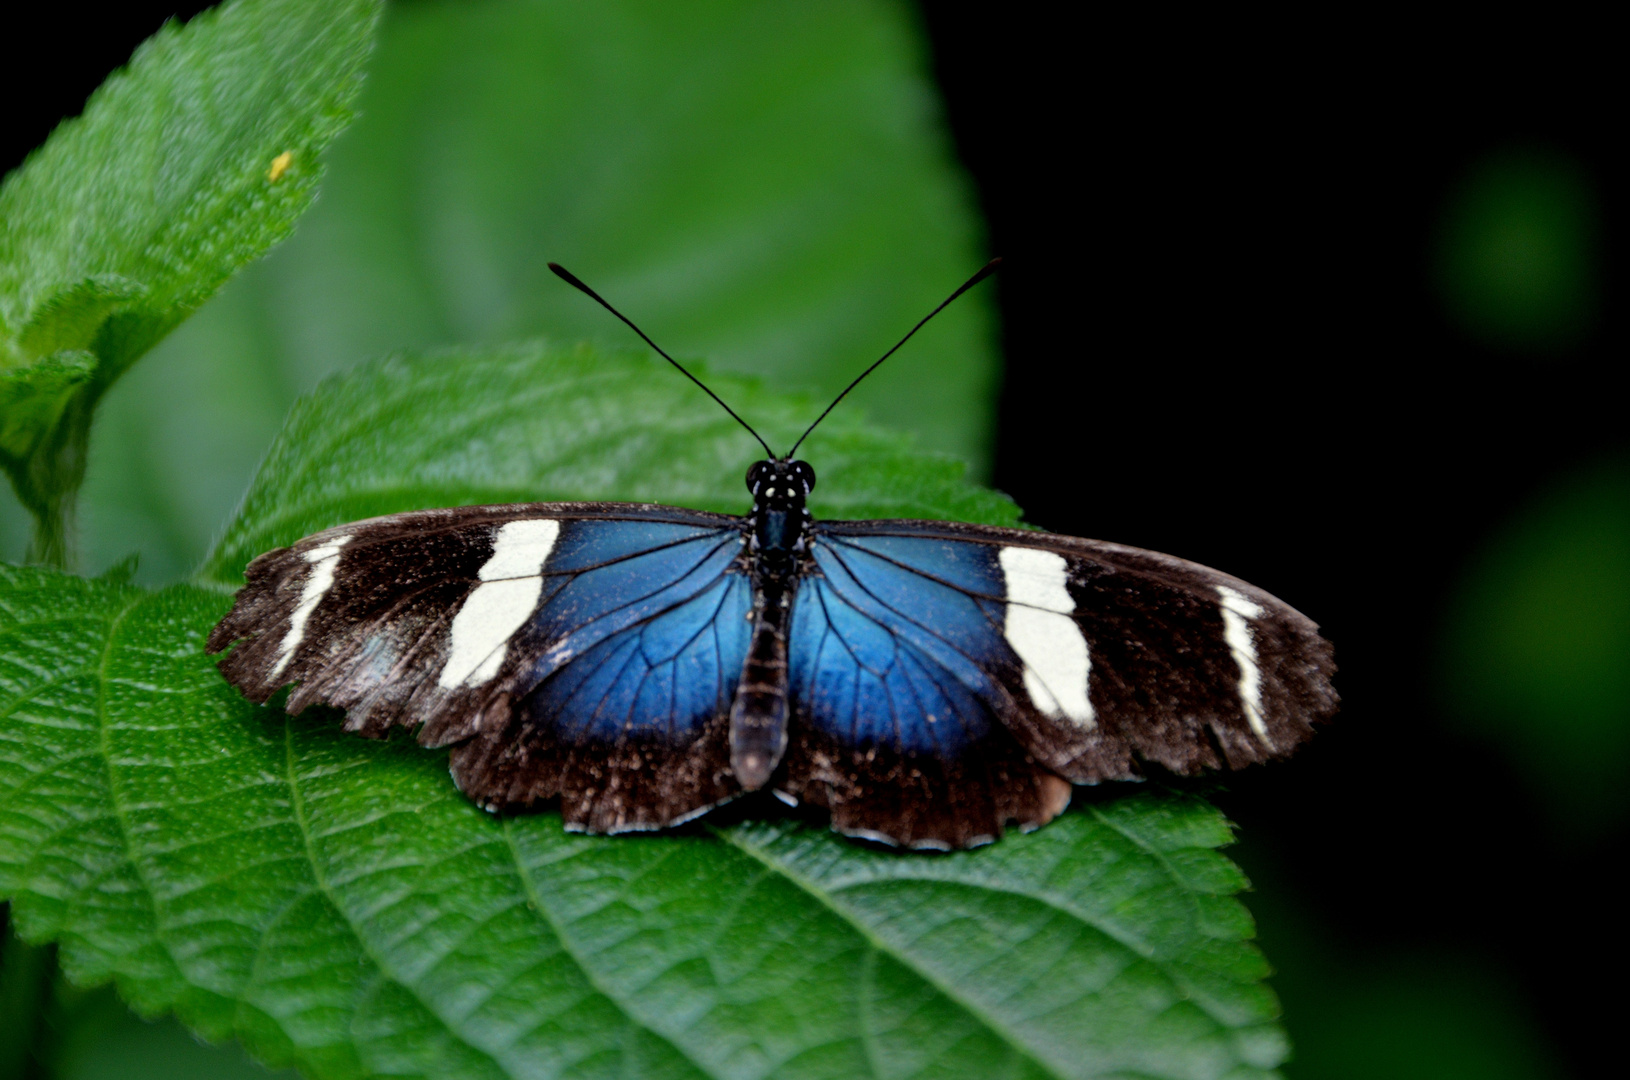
[791,460,816,494]
[745,461,770,493]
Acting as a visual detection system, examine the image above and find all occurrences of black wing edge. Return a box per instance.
[221,500,744,571]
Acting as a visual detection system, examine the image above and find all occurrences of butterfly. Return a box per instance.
[208,260,1337,850]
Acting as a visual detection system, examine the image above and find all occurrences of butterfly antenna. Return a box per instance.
[787,257,1002,458]
[549,262,775,458]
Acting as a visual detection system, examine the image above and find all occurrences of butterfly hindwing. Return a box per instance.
[781,530,1072,848]
[208,503,754,830]
[452,539,755,832]
[779,519,1336,844]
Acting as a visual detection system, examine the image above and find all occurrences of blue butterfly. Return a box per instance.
[209,261,1336,849]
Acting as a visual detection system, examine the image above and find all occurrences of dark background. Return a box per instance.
[5,5,1621,1079]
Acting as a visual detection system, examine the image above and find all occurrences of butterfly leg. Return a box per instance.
[729,574,793,788]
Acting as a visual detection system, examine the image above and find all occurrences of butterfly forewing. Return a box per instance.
[208,503,755,830]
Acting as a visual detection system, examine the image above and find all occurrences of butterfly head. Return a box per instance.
[746,458,815,510]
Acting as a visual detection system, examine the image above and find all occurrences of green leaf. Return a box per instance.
[200,341,1021,586]
[0,562,1281,1080]
[4,347,1285,1078]
[0,0,381,564]
[66,0,995,581]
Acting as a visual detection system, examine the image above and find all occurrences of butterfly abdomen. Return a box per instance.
[729,572,793,789]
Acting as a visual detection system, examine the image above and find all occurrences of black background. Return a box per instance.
[5,6,1620,1077]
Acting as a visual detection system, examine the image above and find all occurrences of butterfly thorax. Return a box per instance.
[745,458,815,569]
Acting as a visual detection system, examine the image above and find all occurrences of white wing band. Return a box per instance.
[439,519,561,689]
[271,536,353,678]
[999,546,1095,729]
[1218,584,1271,745]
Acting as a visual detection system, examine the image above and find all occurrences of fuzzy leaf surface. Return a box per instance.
[0,0,380,550]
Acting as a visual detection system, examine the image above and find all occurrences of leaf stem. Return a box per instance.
[23,493,76,572]
[5,387,94,571]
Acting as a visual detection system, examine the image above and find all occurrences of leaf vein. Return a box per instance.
[714,827,1067,1080]
[278,715,510,1074]
[499,821,711,1080]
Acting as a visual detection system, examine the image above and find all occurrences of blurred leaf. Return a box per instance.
[1238,851,1563,1080]
[1281,959,1562,1080]
[1,919,51,1079]
[0,966,291,1080]
[202,342,1019,585]
[54,998,293,1080]
[1441,458,1630,828]
[71,276,295,583]
[1434,148,1599,353]
[4,346,1284,1080]
[67,0,995,581]
[0,0,381,563]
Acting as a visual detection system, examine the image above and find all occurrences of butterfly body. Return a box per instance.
[208,456,1337,849]
[730,457,816,788]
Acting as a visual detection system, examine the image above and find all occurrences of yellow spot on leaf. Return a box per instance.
[267,151,293,182]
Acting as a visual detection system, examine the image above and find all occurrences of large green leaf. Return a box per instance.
[0,0,381,563]
[0,567,1280,1080]
[63,0,995,582]
[3,347,1286,1079]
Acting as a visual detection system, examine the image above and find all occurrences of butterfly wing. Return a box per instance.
[207,503,754,831]
[782,519,1336,848]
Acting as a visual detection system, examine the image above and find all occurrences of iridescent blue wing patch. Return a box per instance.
[208,503,752,831]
